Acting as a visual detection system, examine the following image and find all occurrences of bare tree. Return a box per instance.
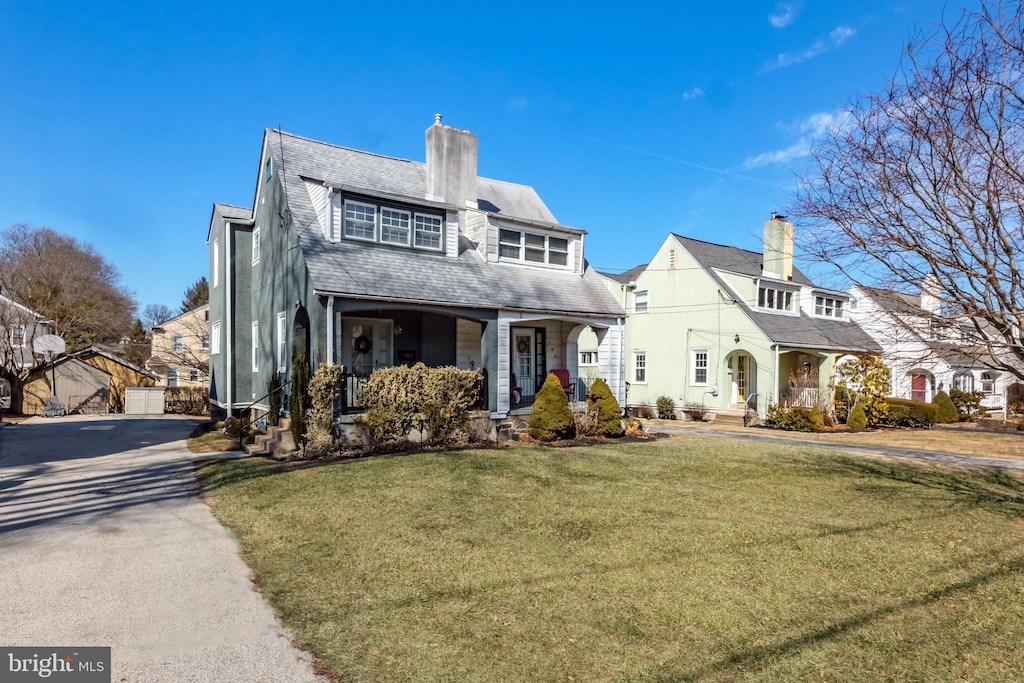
[142,303,176,331]
[0,224,136,350]
[792,1,1024,380]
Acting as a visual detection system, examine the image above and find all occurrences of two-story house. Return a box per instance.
[207,118,625,423]
[604,216,881,417]
[146,304,210,387]
[0,293,55,376]
[849,282,1020,415]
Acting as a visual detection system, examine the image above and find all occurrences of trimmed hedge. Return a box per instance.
[765,404,825,432]
[882,398,938,428]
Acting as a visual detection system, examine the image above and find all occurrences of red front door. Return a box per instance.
[911,374,926,402]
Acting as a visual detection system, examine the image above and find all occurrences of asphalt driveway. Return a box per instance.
[0,415,324,682]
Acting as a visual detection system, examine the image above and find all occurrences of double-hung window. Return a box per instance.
[189,369,200,383]
[981,372,995,394]
[251,321,259,372]
[166,369,178,387]
[692,348,709,385]
[414,214,443,250]
[251,227,261,264]
[344,201,377,241]
[276,311,287,372]
[172,334,184,354]
[380,208,411,246]
[11,326,25,347]
[634,290,649,313]
[633,351,647,383]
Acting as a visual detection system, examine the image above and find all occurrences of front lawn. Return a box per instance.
[198,438,1024,682]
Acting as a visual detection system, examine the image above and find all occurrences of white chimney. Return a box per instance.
[919,274,942,315]
[425,115,478,210]
[763,213,794,280]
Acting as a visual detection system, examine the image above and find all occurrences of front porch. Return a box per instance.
[328,302,624,416]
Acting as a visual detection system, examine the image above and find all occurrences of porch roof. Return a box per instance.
[273,129,625,318]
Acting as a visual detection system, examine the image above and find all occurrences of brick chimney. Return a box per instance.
[763,213,794,280]
[425,114,478,209]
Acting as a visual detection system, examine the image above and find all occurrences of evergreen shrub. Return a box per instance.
[656,395,676,419]
[882,398,938,427]
[847,403,868,431]
[304,362,342,458]
[764,404,825,432]
[528,373,576,441]
[588,378,624,437]
[931,391,958,424]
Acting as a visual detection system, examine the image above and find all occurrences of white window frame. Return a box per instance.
[166,369,178,387]
[252,227,261,265]
[276,311,287,372]
[691,348,709,386]
[213,239,220,288]
[953,371,974,392]
[497,227,571,268]
[211,321,221,355]
[757,284,797,314]
[172,333,185,354]
[251,320,259,372]
[579,350,598,366]
[814,295,845,319]
[344,200,377,242]
[10,325,26,347]
[981,372,995,394]
[633,351,647,384]
[634,290,649,313]
[413,213,443,251]
[380,207,411,246]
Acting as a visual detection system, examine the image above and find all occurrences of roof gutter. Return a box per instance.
[312,290,621,318]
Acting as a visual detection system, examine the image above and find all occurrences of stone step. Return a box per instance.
[244,418,295,456]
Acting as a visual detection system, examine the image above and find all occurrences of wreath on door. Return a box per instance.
[516,338,529,354]
[353,335,371,354]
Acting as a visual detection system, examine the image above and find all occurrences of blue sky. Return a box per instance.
[0,1,979,313]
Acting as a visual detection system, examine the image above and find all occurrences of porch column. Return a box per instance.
[481,318,508,415]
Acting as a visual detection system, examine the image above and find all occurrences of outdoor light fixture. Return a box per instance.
[734,334,740,343]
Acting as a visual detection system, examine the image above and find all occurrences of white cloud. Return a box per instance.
[767,24,856,69]
[743,111,842,169]
[769,2,798,28]
[682,87,704,101]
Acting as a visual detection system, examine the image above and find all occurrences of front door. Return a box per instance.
[342,317,393,377]
[911,374,926,402]
[736,354,749,402]
[512,328,535,402]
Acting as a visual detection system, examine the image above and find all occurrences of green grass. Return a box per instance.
[198,437,1024,682]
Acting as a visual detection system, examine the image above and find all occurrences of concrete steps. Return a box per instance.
[245,418,295,457]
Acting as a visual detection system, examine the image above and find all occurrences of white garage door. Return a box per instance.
[125,387,165,415]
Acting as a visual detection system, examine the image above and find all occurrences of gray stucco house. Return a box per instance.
[207,117,625,421]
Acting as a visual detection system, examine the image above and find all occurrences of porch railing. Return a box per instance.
[780,387,819,408]
[511,375,598,410]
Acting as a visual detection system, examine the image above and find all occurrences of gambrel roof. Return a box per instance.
[262,129,623,317]
[672,234,881,353]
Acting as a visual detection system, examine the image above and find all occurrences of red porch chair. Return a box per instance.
[551,369,575,401]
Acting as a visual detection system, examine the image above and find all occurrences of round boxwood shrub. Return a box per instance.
[588,378,624,437]
[528,373,576,441]
[847,403,868,431]
[931,391,958,424]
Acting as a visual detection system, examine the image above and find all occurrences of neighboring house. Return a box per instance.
[22,346,157,415]
[147,304,210,388]
[603,216,881,417]
[848,283,1020,415]
[207,118,625,421]
[0,293,56,374]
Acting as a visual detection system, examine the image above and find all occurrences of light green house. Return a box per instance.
[601,216,881,417]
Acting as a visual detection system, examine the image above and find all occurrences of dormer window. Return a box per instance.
[758,284,796,313]
[341,199,443,252]
[814,295,845,319]
[498,229,570,267]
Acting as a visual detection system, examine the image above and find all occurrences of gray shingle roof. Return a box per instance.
[599,264,648,284]
[214,203,253,222]
[271,129,624,317]
[672,234,881,353]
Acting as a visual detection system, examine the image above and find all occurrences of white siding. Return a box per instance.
[445,209,459,258]
[456,319,482,371]
[304,180,330,239]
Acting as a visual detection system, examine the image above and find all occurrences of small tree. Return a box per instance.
[588,378,624,437]
[835,357,891,426]
[949,389,985,422]
[931,391,959,424]
[180,276,209,313]
[289,347,309,449]
[528,373,575,441]
[304,362,342,458]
